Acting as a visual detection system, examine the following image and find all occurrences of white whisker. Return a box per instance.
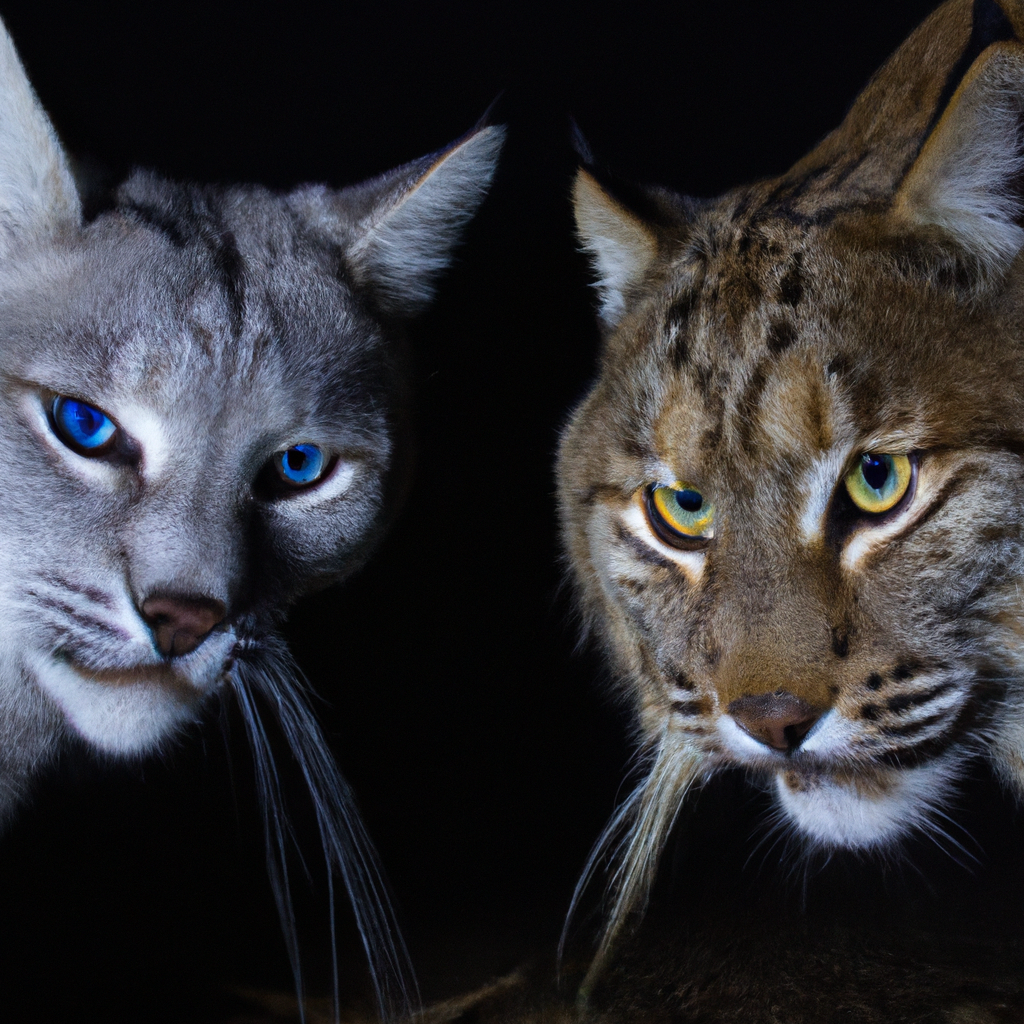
[231,635,418,1022]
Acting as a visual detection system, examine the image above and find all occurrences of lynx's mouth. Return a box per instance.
[772,759,962,849]
[716,709,965,849]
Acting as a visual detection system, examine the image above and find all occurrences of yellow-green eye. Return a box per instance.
[645,483,715,544]
[844,453,912,514]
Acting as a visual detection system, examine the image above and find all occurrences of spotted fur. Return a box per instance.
[559,0,1024,986]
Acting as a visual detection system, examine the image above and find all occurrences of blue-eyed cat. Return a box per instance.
[559,0,1024,990]
[0,13,503,1017]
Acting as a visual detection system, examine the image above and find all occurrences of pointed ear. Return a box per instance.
[0,18,80,255]
[341,124,504,318]
[894,41,1024,273]
[573,168,660,330]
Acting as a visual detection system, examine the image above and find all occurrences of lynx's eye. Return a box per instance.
[51,395,117,454]
[273,444,327,487]
[644,483,715,544]
[844,453,912,514]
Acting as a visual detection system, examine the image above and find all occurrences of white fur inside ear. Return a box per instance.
[0,16,80,253]
[349,125,504,316]
[573,169,659,328]
[897,45,1024,272]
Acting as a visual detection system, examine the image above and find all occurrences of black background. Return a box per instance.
[0,1,1013,1020]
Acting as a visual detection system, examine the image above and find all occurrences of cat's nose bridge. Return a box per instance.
[124,489,245,615]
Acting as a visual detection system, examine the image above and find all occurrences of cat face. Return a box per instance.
[0,179,393,753]
[0,18,503,774]
[560,0,1024,976]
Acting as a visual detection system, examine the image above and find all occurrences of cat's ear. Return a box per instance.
[894,38,1024,274]
[0,18,80,255]
[339,123,504,318]
[573,168,661,330]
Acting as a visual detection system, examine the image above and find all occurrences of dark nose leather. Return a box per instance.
[728,691,821,752]
[141,595,227,658]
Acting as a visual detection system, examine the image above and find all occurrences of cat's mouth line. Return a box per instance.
[51,641,235,693]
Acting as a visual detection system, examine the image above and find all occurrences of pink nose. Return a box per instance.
[728,691,821,752]
[141,595,227,659]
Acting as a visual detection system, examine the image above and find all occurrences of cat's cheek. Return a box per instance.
[772,757,962,850]
[25,650,222,756]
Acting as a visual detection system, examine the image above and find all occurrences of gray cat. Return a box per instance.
[0,14,502,1017]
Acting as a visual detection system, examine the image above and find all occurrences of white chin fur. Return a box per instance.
[774,759,960,850]
[27,652,220,756]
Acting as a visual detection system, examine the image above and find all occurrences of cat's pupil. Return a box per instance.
[861,455,889,491]
[285,448,308,472]
[676,489,703,513]
[72,403,103,437]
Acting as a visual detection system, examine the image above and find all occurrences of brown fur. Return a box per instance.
[560,0,1024,989]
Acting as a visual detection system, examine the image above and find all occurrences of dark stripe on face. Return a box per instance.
[826,355,851,378]
[122,201,188,247]
[778,252,804,307]
[880,712,949,740]
[577,484,628,507]
[614,521,680,571]
[615,576,648,595]
[671,699,708,717]
[886,680,955,715]
[766,320,796,355]
[831,627,849,658]
[881,473,975,552]
[208,228,246,338]
[737,361,769,452]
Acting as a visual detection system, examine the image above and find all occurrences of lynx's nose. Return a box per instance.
[728,691,821,752]
[141,595,227,659]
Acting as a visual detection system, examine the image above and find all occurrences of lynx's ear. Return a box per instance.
[573,168,660,330]
[338,124,504,318]
[0,18,80,256]
[894,40,1024,273]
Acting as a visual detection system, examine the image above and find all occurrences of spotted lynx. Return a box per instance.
[0,13,502,1014]
[558,0,1024,984]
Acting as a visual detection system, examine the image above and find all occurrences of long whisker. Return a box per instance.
[561,722,703,1004]
[231,634,419,1022]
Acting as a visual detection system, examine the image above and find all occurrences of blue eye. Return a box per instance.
[51,396,117,453]
[274,443,327,487]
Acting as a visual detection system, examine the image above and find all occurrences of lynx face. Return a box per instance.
[561,197,1024,848]
[560,0,1024,977]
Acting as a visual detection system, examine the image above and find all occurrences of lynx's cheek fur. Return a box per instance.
[560,0,1024,988]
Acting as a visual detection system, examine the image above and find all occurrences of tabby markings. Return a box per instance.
[798,448,848,545]
[621,502,705,582]
[841,466,926,571]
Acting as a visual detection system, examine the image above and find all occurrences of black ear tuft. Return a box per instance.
[568,125,689,233]
[928,0,1017,136]
[474,93,508,133]
[570,118,596,168]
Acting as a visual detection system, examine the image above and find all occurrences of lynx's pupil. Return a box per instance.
[861,455,889,491]
[676,489,703,513]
